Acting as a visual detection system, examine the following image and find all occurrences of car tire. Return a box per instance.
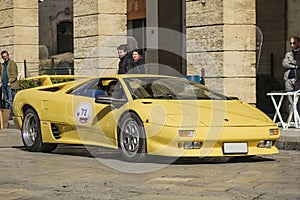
[118,112,147,162]
[22,108,57,152]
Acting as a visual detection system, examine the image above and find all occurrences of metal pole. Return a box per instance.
[51,58,55,75]
[24,59,27,78]
[271,53,274,77]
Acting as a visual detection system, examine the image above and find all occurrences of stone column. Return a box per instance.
[0,0,39,78]
[73,0,127,76]
[186,0,256,104]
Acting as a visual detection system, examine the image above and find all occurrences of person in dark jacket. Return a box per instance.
[131,49,145,74]
[117,44,132,74]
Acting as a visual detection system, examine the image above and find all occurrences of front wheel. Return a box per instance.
[22,108,57,152]
[118,112,147,162]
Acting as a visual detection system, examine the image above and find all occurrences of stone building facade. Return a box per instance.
[0,0,299,108]
[0,0,39,76]
[186,0,256,103]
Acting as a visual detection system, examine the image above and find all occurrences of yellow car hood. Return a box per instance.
[144,100,274,127]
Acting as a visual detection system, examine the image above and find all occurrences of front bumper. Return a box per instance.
[145,125,280,157]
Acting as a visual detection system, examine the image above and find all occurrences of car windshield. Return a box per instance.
[124,77,229,100]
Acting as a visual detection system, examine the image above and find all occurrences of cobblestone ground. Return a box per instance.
[0,129,299,200]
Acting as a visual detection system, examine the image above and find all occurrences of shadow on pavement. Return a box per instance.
[13,144,275,165]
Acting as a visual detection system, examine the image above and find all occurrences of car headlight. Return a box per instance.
[178,130,195,137]
[269,129,279,135]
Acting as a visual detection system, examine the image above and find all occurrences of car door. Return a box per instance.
[65,78,128,148]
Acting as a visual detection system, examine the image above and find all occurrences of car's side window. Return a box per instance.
[71,78,128,101]
[111,83,126,100]
[71,79,106,98]
[100,79,127,100]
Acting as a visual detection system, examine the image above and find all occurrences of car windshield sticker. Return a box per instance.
[75,102,92,124]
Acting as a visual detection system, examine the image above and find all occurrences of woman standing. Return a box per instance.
[132,49,145,74]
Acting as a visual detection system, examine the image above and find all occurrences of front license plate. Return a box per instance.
[223,143,248,154]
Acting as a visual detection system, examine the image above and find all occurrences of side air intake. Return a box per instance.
[51,123,61,139]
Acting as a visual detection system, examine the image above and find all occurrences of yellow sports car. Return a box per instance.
[13,74,280,162]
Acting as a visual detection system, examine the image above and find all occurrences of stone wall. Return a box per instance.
[287,0,300,39]
[186,0,256,103]
[73,0,127,76]
[0,0,39,77]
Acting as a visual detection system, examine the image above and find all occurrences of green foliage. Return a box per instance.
[51,78,74,84]
[16,79,41,91]
[16,78,73,91]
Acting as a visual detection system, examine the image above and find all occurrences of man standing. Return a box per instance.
[117,44,133,74]
[282,36,300,91]
[0,50,18,119]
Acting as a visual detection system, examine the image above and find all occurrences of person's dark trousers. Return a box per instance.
[2,85,15,119]
[0,86,5,109]
[0,86,3,108]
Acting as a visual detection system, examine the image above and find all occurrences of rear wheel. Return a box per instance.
[118,112,146,162]
[22,108,57,152]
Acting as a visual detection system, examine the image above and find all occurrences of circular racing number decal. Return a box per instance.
[75,102,92,124]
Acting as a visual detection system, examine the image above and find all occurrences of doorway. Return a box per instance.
[127,0,186,75]
[57,21,74,54]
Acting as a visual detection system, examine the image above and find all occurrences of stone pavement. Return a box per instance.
[3,120,300,151]
[277,128,300,150]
